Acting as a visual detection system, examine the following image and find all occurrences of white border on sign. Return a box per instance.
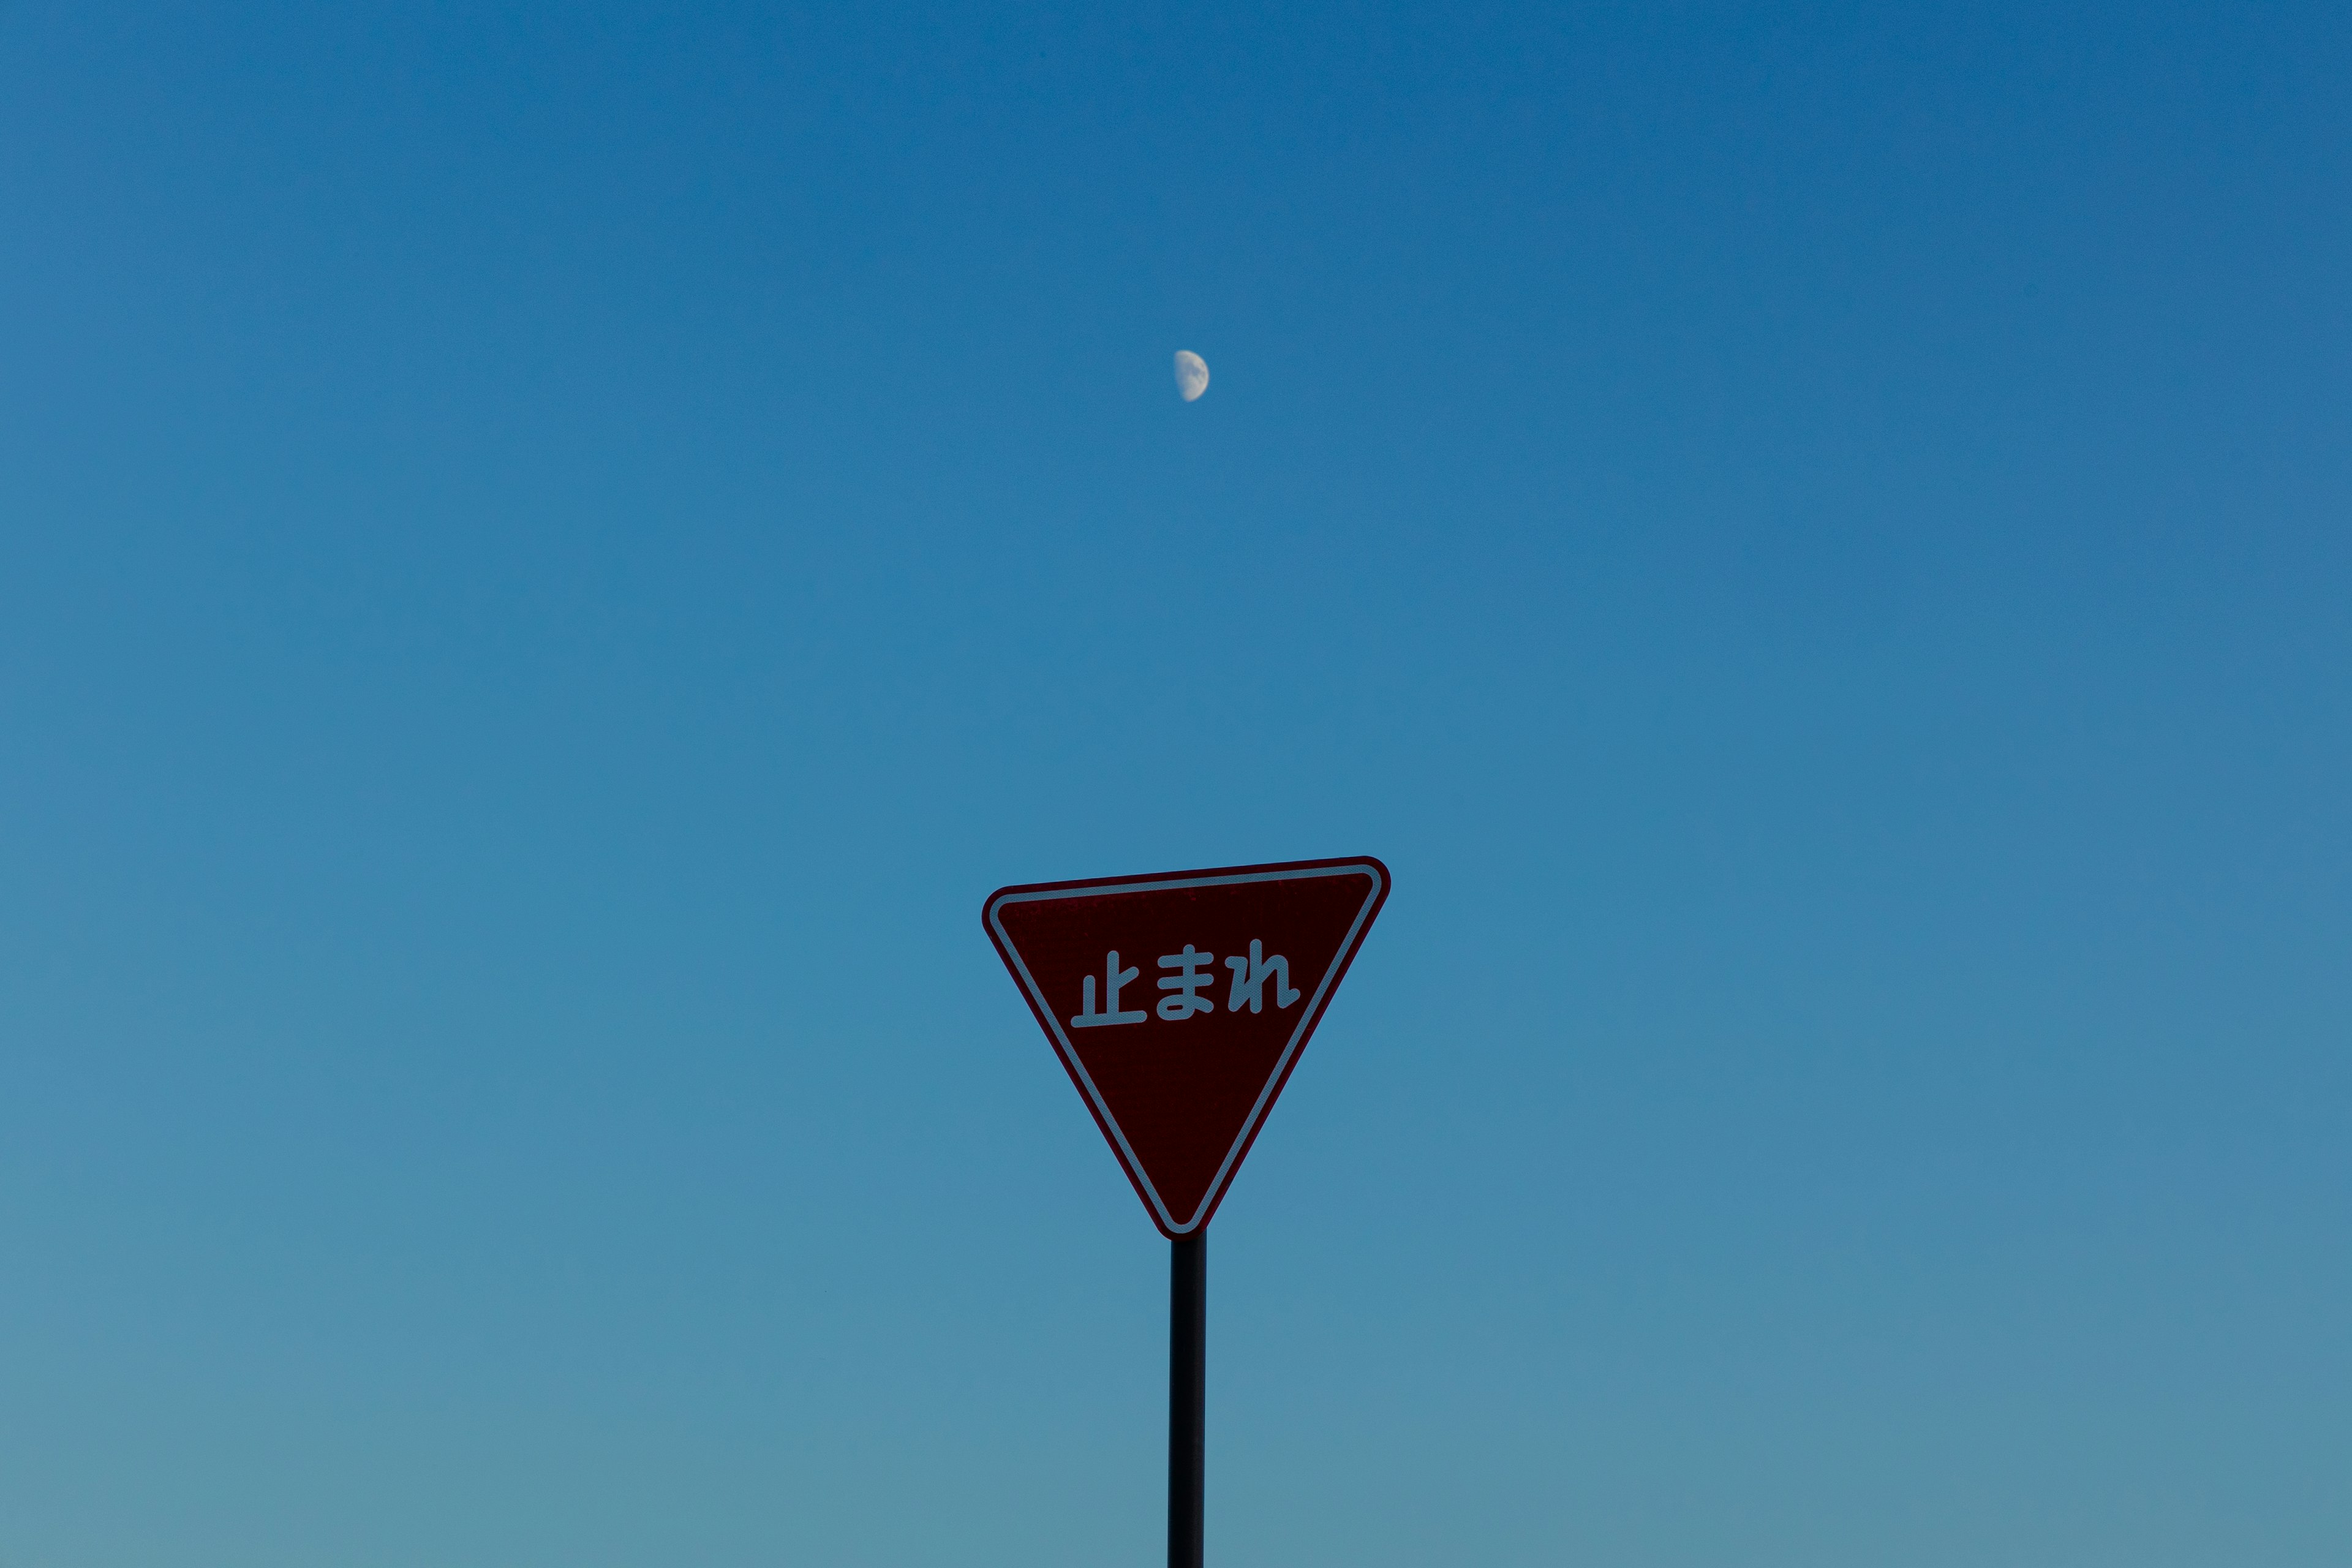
[987,861,1387,1234]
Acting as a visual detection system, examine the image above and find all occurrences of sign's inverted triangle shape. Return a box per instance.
[984,858,1389,1237]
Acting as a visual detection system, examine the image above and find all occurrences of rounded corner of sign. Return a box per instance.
[1138,1183,1204,1238]
[1168,1191,1223,1235]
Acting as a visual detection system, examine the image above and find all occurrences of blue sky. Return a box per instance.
[2,4,2346,1564]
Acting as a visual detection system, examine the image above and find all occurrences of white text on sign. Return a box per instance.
[1069,941,1300,1028]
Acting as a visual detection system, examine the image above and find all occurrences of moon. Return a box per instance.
[1174,350,1209,402]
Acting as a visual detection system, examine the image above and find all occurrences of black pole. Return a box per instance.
[1168,1229,1206,1568]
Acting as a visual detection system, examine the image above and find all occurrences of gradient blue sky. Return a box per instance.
[3,4,2348,1565]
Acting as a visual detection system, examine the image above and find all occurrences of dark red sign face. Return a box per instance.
[984,858,1389,1237]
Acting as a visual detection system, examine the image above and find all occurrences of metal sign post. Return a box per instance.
[1169,1231,1206,1568]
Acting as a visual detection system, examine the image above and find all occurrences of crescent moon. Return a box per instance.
[1174,350,1209,402]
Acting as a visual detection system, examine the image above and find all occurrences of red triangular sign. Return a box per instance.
[984,858,1390,1237]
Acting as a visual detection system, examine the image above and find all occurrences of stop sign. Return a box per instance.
[983,857,1389,1237]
